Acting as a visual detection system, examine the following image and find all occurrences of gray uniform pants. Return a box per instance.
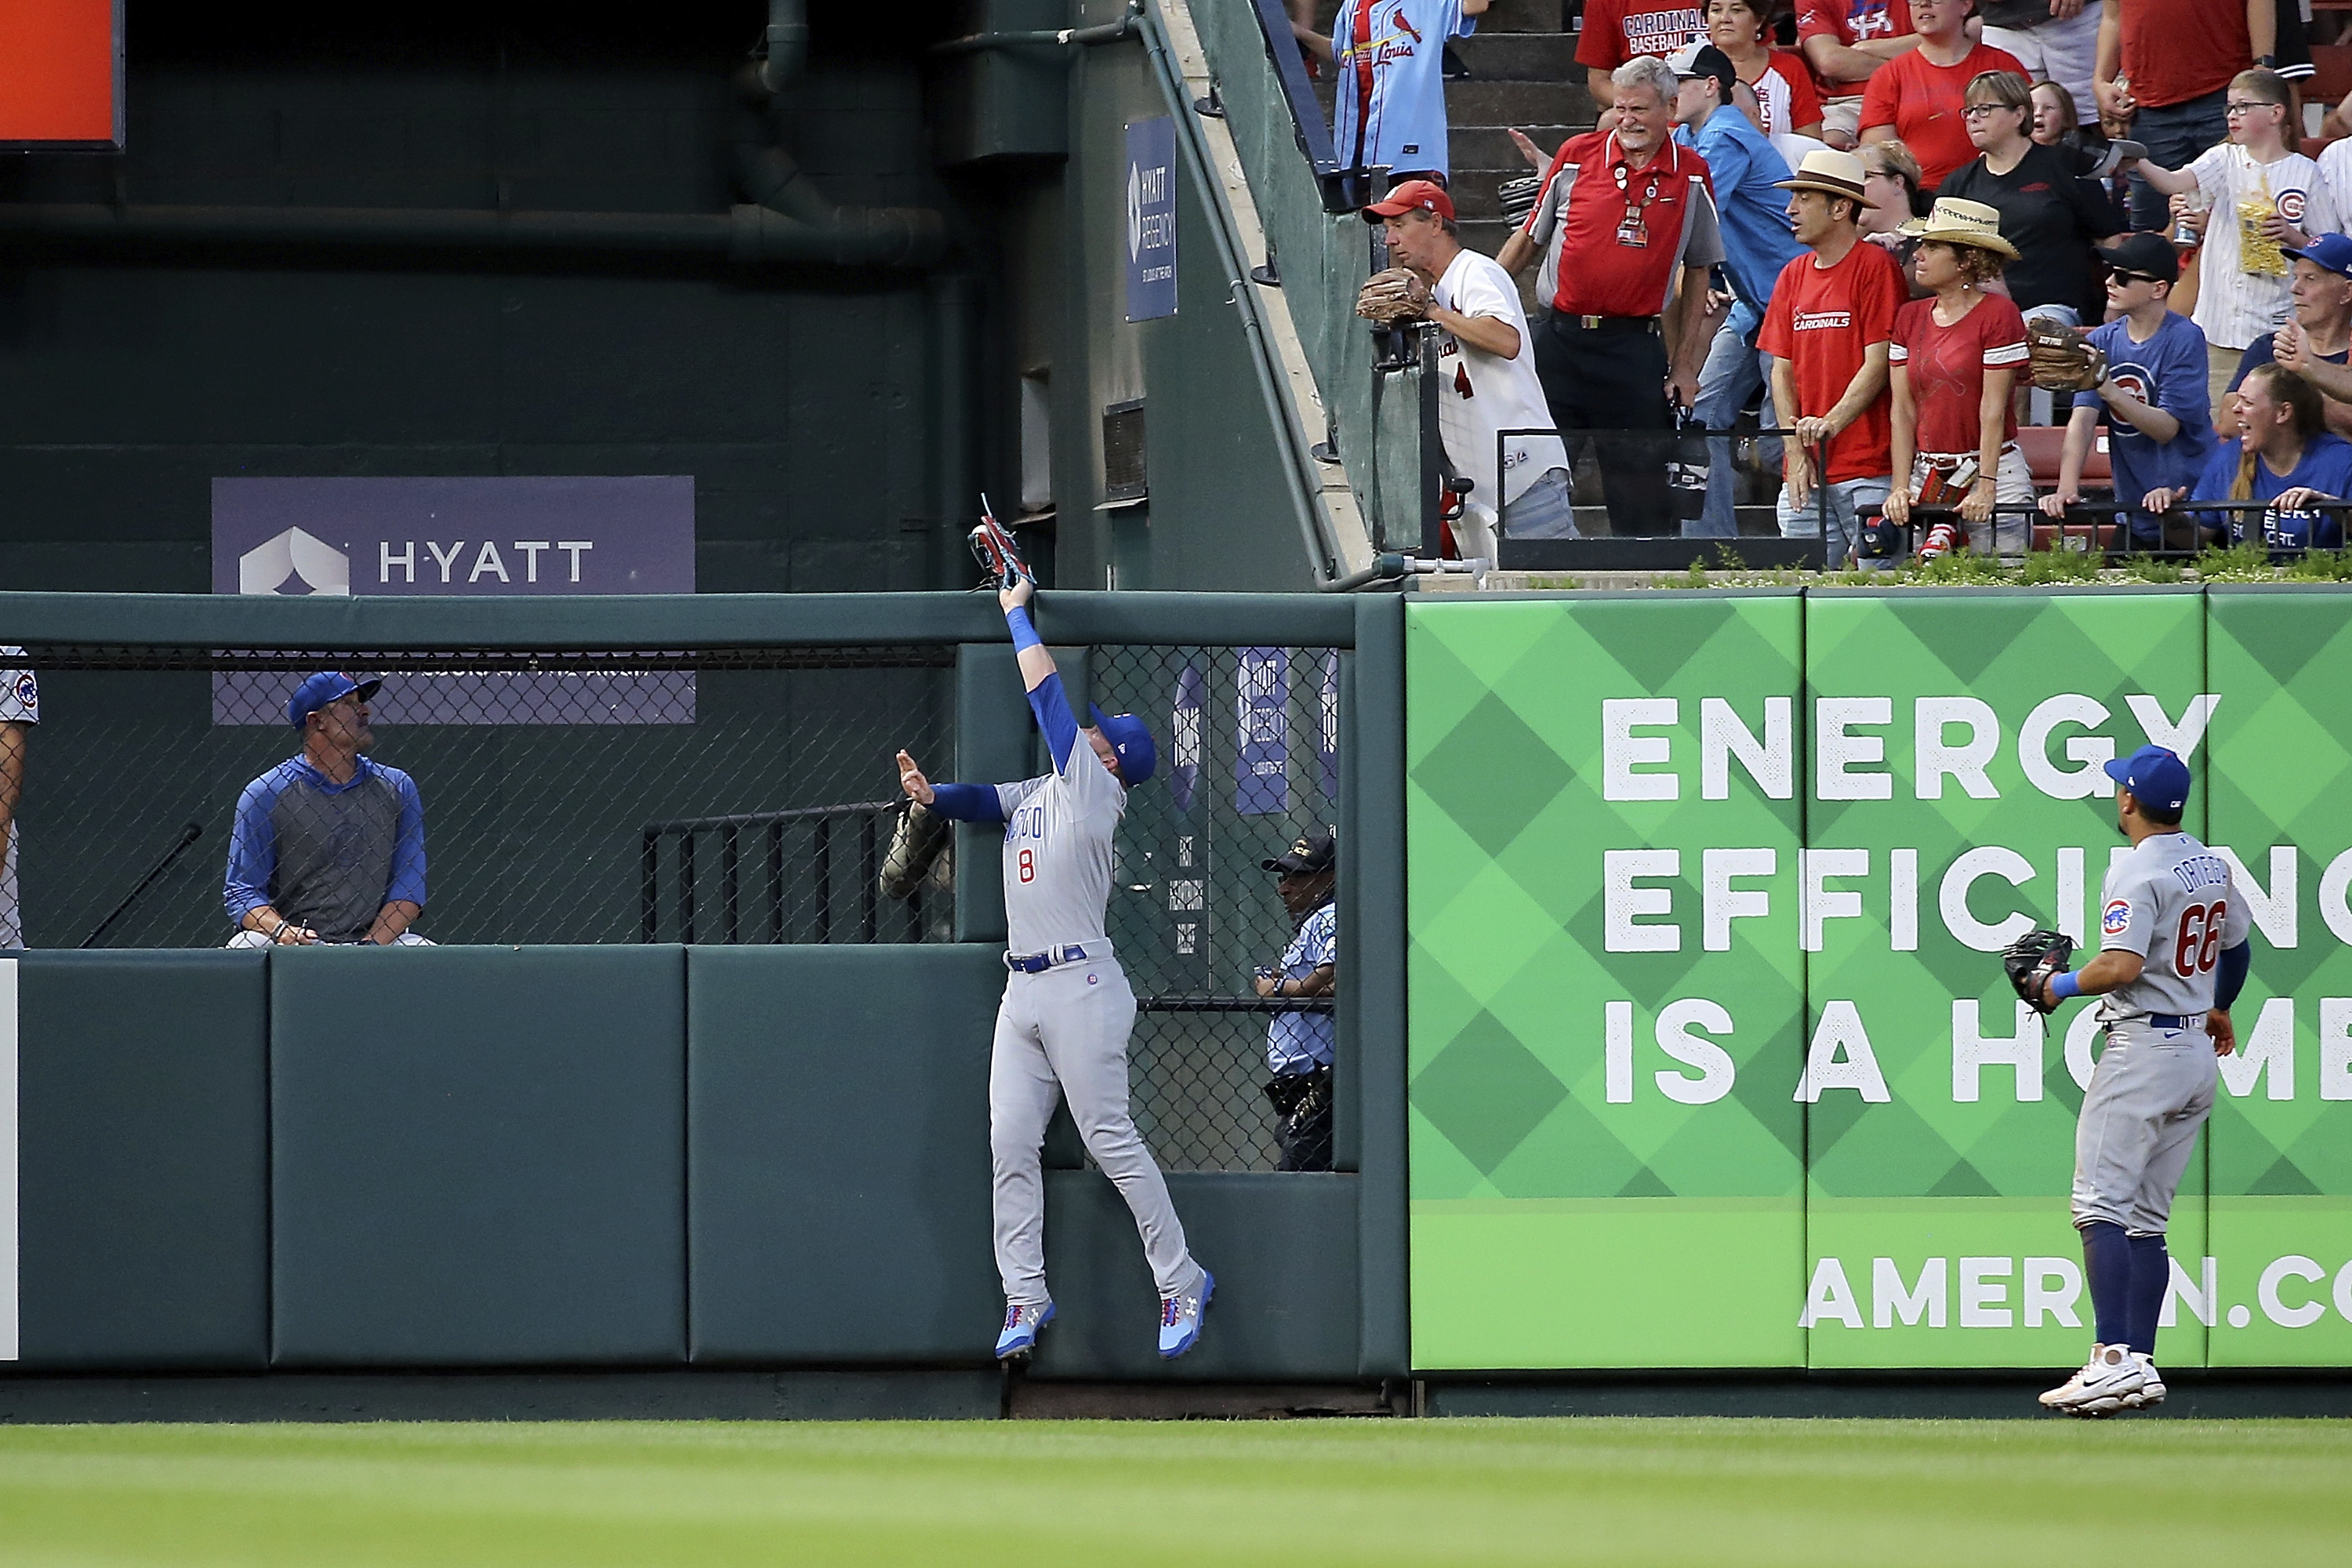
[990,953,1200,1306]
[2072,1019,2218,1235]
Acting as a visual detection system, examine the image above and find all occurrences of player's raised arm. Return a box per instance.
[896,747,1004,824]
[1000,576,1081,774]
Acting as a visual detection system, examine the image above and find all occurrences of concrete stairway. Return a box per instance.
[1303,0,1600,257]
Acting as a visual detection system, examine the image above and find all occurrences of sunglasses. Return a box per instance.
[2108,268,2164,286]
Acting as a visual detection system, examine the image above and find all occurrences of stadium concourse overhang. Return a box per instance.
[7,584,2352,1425]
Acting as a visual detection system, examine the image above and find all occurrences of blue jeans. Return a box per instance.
[1777,474,1893,569]
[2128,89,2228,231]
[1686,314,1773,539]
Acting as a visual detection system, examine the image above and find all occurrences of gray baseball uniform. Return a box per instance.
[2073,831,2249,1234]
[987,732,1201,1310]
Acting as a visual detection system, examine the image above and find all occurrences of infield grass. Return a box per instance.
[0,1417,2343,1566]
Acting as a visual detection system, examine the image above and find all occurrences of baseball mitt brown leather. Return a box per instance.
[2027,319,2107,393]
[1356,267,1432,327]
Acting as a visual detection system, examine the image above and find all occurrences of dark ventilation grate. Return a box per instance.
[1102,399,1148,501]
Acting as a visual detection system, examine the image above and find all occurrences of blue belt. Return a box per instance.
[2113,1012,2201,1033]
[1004,943,1094,974]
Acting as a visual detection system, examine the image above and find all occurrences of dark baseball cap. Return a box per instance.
[1667,41,1737,97]
[2105,230,2180,285]
[1264,827,1336,875]
[2103,744,2190,814]
[286,670,381,728]
[1363,178,1456,224]
[2293,232,2352,278]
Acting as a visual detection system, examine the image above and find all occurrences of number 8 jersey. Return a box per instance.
[993,736,1124,957]
[2095,830,2251,1022]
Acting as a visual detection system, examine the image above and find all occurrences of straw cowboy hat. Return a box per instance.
[1772,148,1868,202]
[1900,197,2020,260]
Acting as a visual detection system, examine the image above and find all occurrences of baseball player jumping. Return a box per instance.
[2006,745,2250,1417]
[895,572,1214,1362]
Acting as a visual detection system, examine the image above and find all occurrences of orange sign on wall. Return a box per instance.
[0,0,123,148]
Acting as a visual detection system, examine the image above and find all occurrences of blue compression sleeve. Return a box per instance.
[1027,671,1081,773]
[2216,941,2251,1011]
[2050,971,2082,1002]
[222,773,283,923]
[927,782,1006,823]
[1005,606,1041,652]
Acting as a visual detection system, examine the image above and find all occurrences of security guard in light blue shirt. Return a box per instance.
[1256,826,1338,1171]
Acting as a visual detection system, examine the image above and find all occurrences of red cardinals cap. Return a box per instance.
[1363,178,1455,224]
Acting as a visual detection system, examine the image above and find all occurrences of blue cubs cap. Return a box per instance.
[2103,744,2190,814]
[287,670,381,728]
[1089,705,1156,787]
[2294,232,2352,278]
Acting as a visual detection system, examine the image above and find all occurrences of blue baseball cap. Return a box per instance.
[2103,744,2190,814]
[2294,233,2352,278]
[286,671,382,728]
[1089,705,1156,787]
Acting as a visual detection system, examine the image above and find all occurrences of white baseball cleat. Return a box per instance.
[2043,1343,2146,1417]
[1159,1269,1214,1359]
[2122,1353,2166,1410]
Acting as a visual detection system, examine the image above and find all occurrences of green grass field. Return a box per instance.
[0,1417,2345,1566]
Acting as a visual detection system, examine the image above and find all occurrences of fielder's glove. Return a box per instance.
[2027,319,2107,393]
[1356,267,1432,327]
[2003,928,2077,1015]
[1497,175,1541,229]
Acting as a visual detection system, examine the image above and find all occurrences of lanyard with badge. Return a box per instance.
[1611,133,1664,249]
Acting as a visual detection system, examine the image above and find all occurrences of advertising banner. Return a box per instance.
[1123,117,1178,324]
[210,476,695,725]
[1408,597,1806,1370]
[1406,588,2352,1371]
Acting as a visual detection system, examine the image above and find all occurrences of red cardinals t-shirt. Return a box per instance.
[1757,239,1907,483]
[1577,0,1708,70]
[1858,42,2026,191]
[2122,0,2252,110]
[1795,0,1914,93]
[1889,292,2030,455]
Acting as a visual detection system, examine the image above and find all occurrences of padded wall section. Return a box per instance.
[1026,1172,1359,1380]
[687,944,1004,1363]
[270,945,687,1367]
[16,951,269,1369]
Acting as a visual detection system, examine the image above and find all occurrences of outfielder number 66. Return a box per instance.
[2172,901,2227,979]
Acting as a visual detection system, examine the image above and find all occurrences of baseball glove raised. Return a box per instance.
[2003,928,2077,1015]
[1356,267,1432,327]
[968,510,1031,590]
[2027,319,2107,393]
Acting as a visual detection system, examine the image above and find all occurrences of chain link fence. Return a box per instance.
[7,635,1343,1174]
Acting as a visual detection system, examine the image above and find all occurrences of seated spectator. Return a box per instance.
[225,673,429,948]
[1860,0,2027,191]
[1363,180,1573,550]
[1255,827,1337,1172]
[1883,198,2034,556]
[1940,71,2122,330]
[1708,0,1824,143]
[2039,234,2216,550]
[2136,69,2338,412]
[1798,0,1926,150]
[2229,234,2352,441]
[2162,362,2352,547]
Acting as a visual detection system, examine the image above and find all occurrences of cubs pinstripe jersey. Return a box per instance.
[2094,830,2252,1022]
[2188,145,2339,352]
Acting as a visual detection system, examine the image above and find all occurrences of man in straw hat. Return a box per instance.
[1759,147,1910,567]
[1883,195,2036,558]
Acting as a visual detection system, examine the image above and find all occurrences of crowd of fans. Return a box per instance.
[1330,0,2352,564]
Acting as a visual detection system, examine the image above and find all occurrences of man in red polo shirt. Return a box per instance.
[1760,148,1909,567]
[1498,55,1724,535]
[1578,0,1711,110]
[1859,0,2024,191]
[2095,0,2264,230]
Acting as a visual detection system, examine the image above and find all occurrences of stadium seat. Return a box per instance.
[2016,423,2111,488]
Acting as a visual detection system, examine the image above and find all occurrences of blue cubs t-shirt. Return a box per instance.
[1334,0,1477,179]
[2074,311,2215,537]
[2189,429,2352,548]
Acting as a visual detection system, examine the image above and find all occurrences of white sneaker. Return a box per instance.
[2045,1343,2145,1417]
[2122,1353,2165,1409]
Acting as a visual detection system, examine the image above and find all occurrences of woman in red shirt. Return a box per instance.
[1883,197,2033,558]
[1707,0,1823,143]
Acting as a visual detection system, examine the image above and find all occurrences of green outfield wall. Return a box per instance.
[1406,588,2352,1372]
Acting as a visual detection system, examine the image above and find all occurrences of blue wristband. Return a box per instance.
[1005,605,1041,652]
[2049,971,2082,1002]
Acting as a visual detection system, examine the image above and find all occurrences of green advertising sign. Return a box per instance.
[1406,587,2352,1371]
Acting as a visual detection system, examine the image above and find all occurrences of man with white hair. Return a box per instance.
[1498,55,1725,535]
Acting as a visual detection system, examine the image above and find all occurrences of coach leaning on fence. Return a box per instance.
[224,671,430,948]
[1497,55,1724,536]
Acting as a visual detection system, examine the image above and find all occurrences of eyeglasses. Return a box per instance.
[1961,103,2020,119]
[2225,100,2279,116]
[1861,167,1902,182]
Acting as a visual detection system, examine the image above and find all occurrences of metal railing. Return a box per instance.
[639,800,935,946]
